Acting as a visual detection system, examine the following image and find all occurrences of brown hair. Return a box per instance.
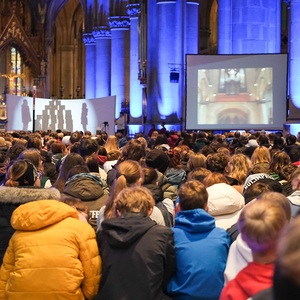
[187,152,207,171]
[202,172,229,188]
[178,180,208,211]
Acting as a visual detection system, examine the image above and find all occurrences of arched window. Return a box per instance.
[10,47,23,95]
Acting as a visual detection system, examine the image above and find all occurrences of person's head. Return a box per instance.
[243,182,273,204]
[142,167,158,185]
[206,152,230,173]
[145,149,170,173]
[251,146,271,165]
[51,142,66,155]
[202,172,229,188]
[285,134,297,146]
[273,215,300,299]
[107,150,121,161]
[290,168,300,191]
[187,152,207,171]
[69,131,83,145]
[187,167,212,182]
[269,150,291,174]
[5,159,40,187]
[85,156,100,173]
[226,153,251,184]
[104,135,119,152]
[52,153,86,192]
[167,149,181,169]
[61,197,89,222]
[105,160,144,219]
[18,148,43,170]
[118,139,146,163]
[115,186,155,217]
[66,164,90,180]
[258,134,270,146]
[79,138,99,158]
[178,180,208,211]
[238,192,289,256]
[25,136,42,150]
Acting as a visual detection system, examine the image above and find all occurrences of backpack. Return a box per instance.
[155,202,173,227]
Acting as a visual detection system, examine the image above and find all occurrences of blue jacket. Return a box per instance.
[167,209,230,300]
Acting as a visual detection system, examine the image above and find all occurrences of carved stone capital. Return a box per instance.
[82,33,95,45]
[108,16,130,30]
[126,4,140,18]
[92,26,111,39]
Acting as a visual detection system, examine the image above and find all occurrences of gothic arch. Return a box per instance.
[0,15,39,74]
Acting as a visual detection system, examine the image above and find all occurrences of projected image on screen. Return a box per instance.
[197,68,273,125]
[186,54,287,131]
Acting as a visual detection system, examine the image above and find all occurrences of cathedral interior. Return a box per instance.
[0,0,298,134]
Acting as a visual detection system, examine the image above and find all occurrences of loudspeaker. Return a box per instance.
[170,72,179,83]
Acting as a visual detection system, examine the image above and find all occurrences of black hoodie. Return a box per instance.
[97,215,175,300]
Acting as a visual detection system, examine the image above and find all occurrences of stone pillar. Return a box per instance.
[92,26,111,98]
[83,33,96,99]
[108,16,130,117]
[218,0,281,54]
[289,0,300,110]
[156,0,181,120]
[127,4,142,119]
[60,45,74,98]
[185,1,199,54]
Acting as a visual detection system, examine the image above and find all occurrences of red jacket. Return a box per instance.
[220,262,274,300]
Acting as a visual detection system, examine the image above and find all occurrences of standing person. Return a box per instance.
[167,180,230,300]
[159,121,167,135]
[115,112,125,134]
[0,199,101,299]
[96,186,175,300]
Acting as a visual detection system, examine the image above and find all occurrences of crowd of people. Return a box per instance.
[0,128,300,299]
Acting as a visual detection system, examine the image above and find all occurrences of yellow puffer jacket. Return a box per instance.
[0,200,101,300]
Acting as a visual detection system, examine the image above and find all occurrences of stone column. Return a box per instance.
[127,4,143,119]
[289,0,300,109]
[92,26,111,98]
[108,16,130,117]
[218,0,281,54]
[155,0,181,120]
[83,33,96,99]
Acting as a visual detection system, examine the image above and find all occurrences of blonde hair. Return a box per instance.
[187,152,207,171]
[115,186,155,217]
[251,146,271,165]
[104,135,119,153]
[104,160,143,219]
[238,192,289,253]
[227,154,251,185]
[277,216,300,286]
